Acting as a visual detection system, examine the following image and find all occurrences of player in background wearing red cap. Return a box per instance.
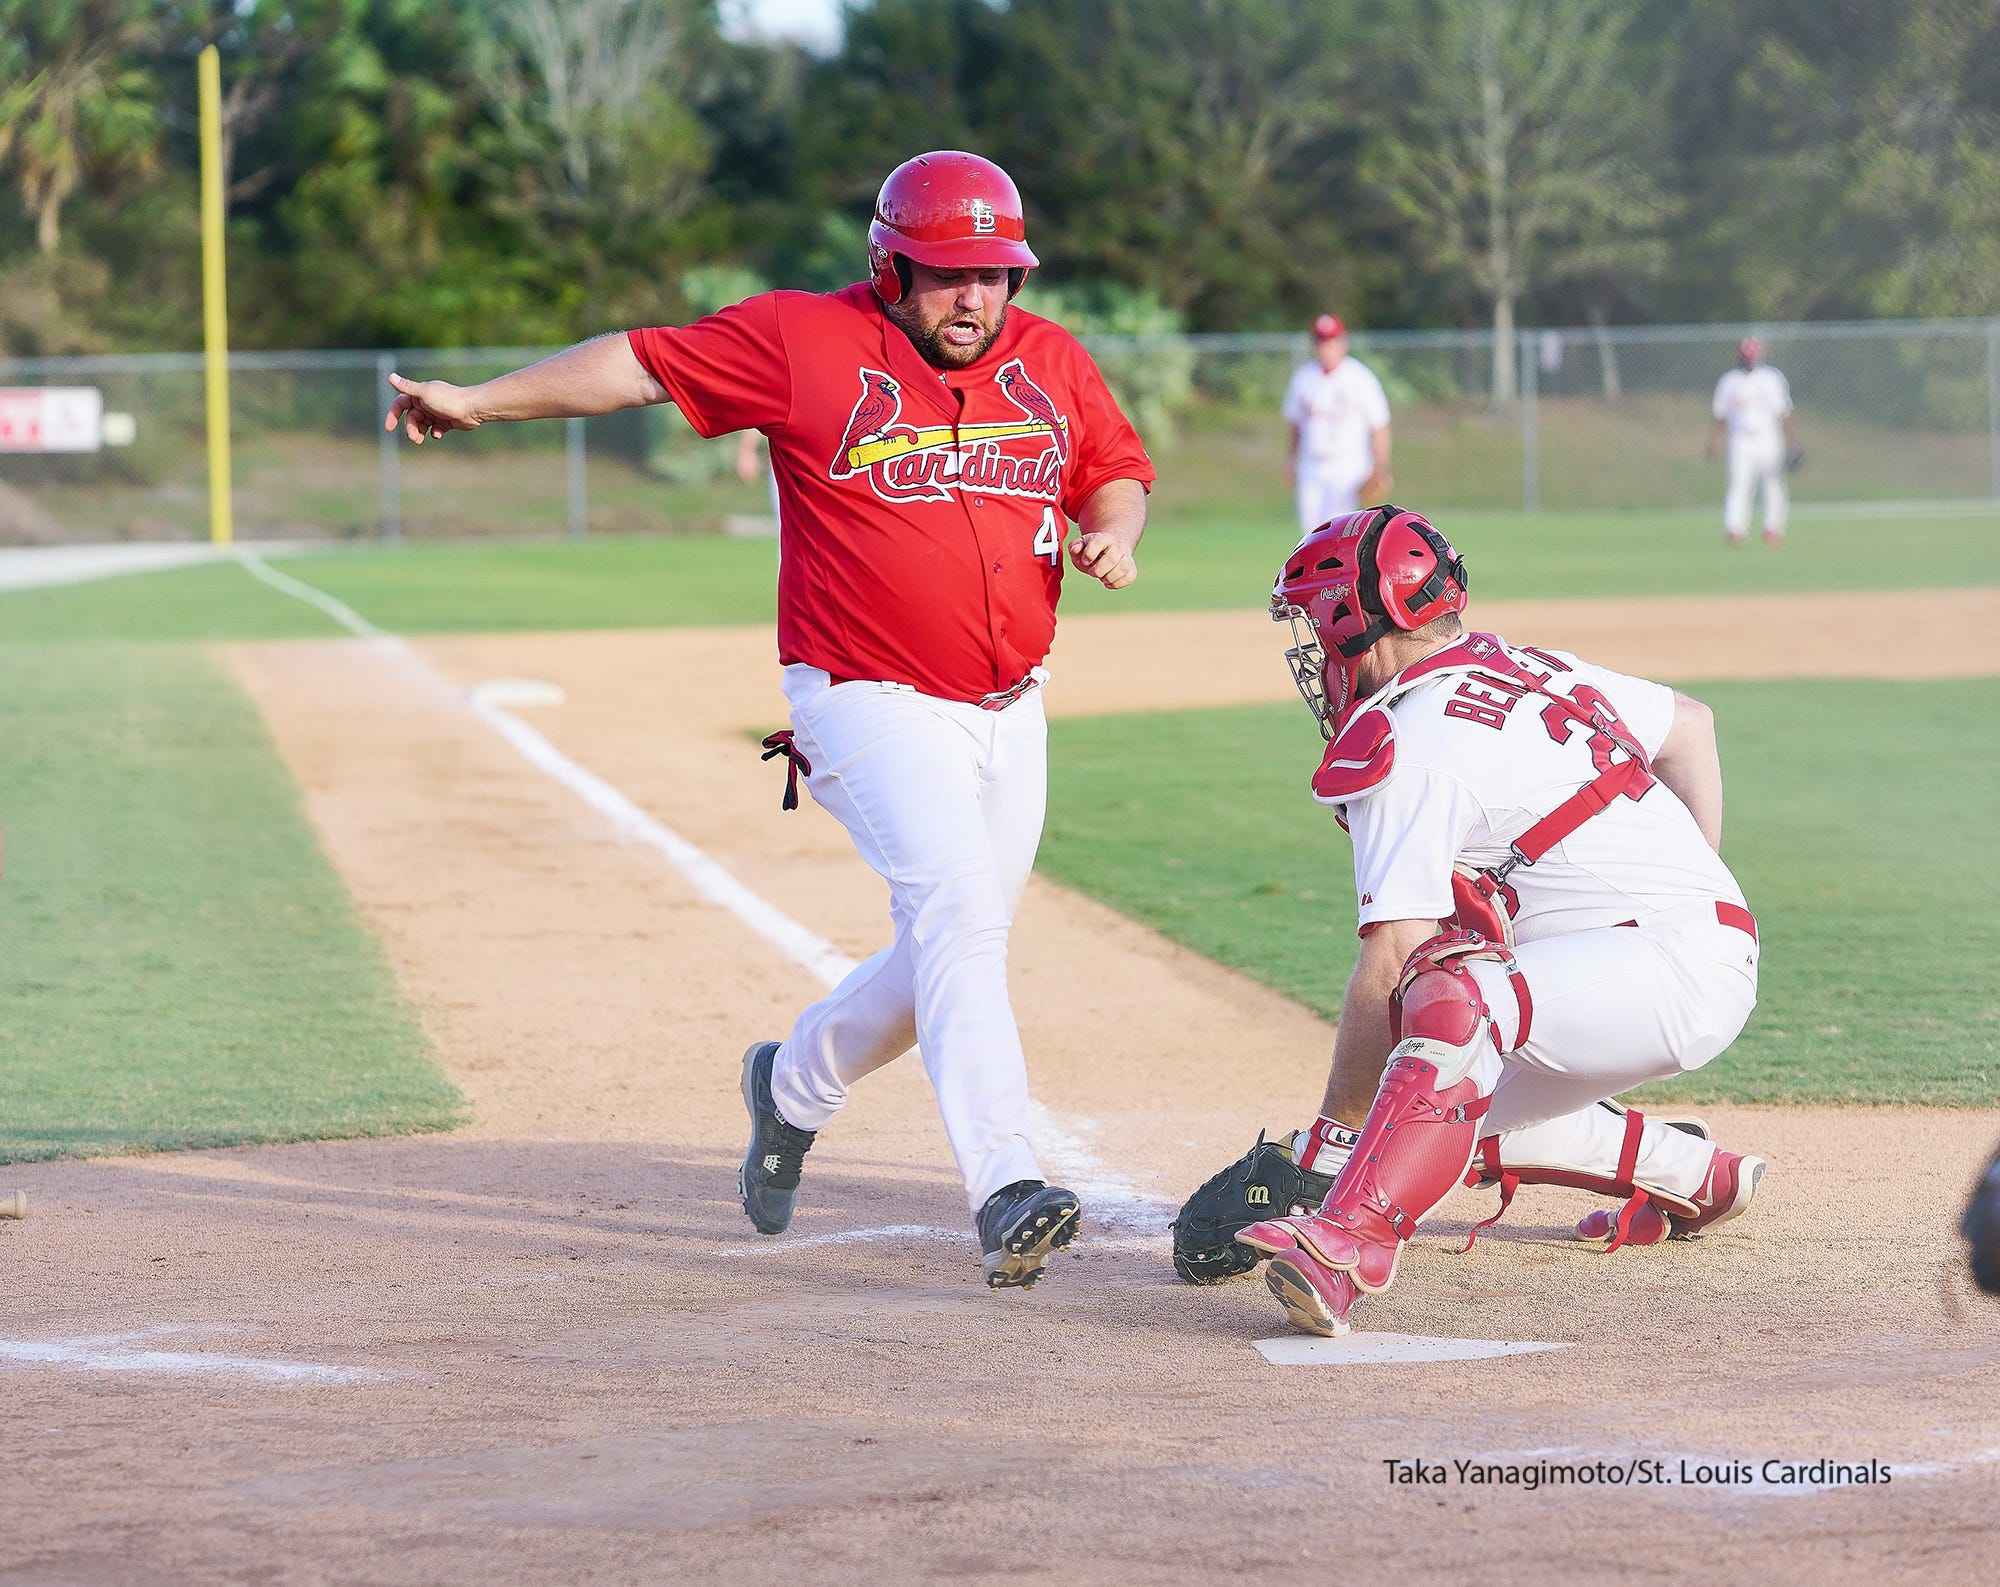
[1706,337,1803,546]
[384,151,1155,1290]
[1281,314,1393,535]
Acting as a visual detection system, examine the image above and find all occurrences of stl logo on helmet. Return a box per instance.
[968,198,997,235]
[828,359,1070,506]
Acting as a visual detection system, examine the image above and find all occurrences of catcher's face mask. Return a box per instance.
[1272,507,1469,740]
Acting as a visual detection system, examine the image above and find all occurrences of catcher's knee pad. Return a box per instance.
[1391,928,1528,1057]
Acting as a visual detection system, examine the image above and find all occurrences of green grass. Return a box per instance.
[1060,503,2000,616]
[3,503,1995,645]
[1157,394,2000,520]
[0,535,782,643]
[0,643,464,1162]
[1041,679,1999,1107]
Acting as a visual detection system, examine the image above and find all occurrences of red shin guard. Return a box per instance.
[1285,946,1498,1292]
[1292,1054,1488,1290]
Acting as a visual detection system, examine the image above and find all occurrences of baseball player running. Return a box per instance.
[1707,337,1802,546]
[1282,315,1393,533]
[1170,507,1764,1336]
[384,151,1155,1289]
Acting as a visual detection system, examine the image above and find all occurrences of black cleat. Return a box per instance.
[1964,1143,2000,1295]
[977,1179,1081,1289]
[738,1041,816,1235]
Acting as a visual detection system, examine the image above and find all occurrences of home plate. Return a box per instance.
[1254,1333,1572,1365]
[467,678,566,708]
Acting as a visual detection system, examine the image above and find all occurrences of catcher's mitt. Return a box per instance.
[1785,447,1806,473]
[1171,1131,1336,1284]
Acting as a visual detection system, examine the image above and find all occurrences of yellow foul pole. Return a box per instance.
[198,45,233,546]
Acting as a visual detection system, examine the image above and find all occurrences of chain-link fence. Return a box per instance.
[4,318,1998,545]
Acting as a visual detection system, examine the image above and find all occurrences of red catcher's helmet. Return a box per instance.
[1271,506,1469,738]
[868,151,1039,305]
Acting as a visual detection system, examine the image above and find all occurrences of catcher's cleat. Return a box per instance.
[1575,1149,1765,1245]
[1173,1132,1338,1284]
[1264,1247,1359,1338]
[977,1179,1080,1290]
[738,1040,817,1235]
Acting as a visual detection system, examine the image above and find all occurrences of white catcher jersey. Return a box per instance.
[1283,357,1391,475]
[1341,641,1746,942]
[1712,365,1792,445]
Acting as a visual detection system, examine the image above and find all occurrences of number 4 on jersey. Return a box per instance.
[1033,507,1061,566]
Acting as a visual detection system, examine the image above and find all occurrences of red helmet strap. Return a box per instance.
[1333,512,1468,659]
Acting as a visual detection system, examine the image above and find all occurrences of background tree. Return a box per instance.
[1676,0,2000,321]
[988,0,1371,330]
[0,0,160,254]
[1365,0,1675,400]
[7,1,2000,354]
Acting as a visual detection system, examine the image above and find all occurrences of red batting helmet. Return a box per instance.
[1272,506,1470,738]
[868,151,1039,305]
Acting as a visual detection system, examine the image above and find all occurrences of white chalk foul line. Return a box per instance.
[238,552,1170,1232]
[236,548,386,639]
[715,1223,963,1258]
[466,695,858,991]
[0,1326,379,1384]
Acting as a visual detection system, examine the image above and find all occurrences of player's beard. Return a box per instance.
[890,300,1009,370]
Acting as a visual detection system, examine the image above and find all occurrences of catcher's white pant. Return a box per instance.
[1466,900,1760,1199]
[1296,463,1367,534]
[1725,435,1787,539]
[770,665,1048,1212]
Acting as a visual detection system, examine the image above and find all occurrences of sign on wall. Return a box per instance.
[0,388,108,452]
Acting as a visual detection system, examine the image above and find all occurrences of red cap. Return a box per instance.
[1313,314,1346,341]
[1737,337,1763,363]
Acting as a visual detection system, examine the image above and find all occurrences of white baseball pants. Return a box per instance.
[769,665,1048,1212]
[1295,464,1366,534]
[1465,900,1760,1199]
[1725,436,1787,540]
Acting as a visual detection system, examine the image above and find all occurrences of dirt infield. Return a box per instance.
[5,594,1999,1584]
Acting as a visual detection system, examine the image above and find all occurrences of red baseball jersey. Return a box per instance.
[628,284,1154,703]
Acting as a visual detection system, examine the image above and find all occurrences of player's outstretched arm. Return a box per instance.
[1319,917,1440,1127]
[1654,691,1724,851]
[384,333,670,444]
[1068,477,1148,590]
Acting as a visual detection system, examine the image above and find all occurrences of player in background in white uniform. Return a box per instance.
[1215,507,1764,1337]
[1707,337,1802,546]
[1282,314,1393,534]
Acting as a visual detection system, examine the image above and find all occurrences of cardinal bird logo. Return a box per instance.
[829,370,904,477]
[995,359,1068,462]
[827,359,1069,504]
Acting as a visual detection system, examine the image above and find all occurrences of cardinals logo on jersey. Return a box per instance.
[995,359,1068,463]
[827,359,1070,505]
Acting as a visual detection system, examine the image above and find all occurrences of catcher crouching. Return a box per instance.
[1172,507,1767,1335]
